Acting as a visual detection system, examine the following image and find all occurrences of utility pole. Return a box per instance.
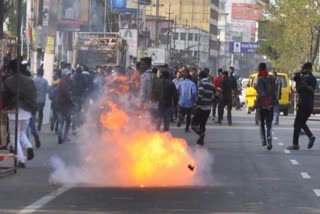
[166,3,172,51]
[173,16,176,52]
[0,0,3,39]
[155,0,159,47]
[15,0,23,170]
[198,28,200,67]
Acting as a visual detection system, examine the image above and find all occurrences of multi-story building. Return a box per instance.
[171,26,209,68]
[144,0,219,68]
[217,0,232,70]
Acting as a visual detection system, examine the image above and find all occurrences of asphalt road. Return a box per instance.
[1,110,320,214]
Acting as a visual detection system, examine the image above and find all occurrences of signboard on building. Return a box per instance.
[58,0,90,26]
[148,48,168,65]
[229,42,259,53]
[231,20,257,42]
[231,3,263,21]
[111,0,151,13]
[119,29,138,57]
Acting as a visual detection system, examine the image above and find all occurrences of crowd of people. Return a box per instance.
[0,47,317,167]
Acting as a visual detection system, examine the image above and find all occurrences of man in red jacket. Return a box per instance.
[212,68,223,121]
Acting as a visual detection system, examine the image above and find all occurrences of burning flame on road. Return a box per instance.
[49,74,212,187]
[98,101,196,186]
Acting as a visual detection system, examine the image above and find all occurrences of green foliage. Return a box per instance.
[257,0,320,72]
[169,47,199,68]
[3,0,26,36]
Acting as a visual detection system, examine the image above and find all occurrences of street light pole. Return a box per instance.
[15,0,23,169]
[166,3,172,51]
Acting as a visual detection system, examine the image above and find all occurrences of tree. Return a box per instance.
[169,46,199,68]
[257,0,320,71]
[2,0,26,36]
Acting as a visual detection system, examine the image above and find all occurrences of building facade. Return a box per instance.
[171,27,209,68]
[144,0,219,68]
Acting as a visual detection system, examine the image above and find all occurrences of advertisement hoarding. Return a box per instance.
[58,0,90,26]
[231,3,263,21]
[111,0,151,13]
[229,42,259,53]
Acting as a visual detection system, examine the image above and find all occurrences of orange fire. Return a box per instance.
[98,100,196,187]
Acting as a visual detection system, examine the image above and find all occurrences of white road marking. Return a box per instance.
[301,172,311,179]
[273,137,278,140]
[18,185,72,214]
[313,189,320,197]
[284,150,291,154]
[290,160,299,165]
[278,142,284,146]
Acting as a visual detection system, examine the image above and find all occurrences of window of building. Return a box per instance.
[180,33,186,40]
[194,51,199,58]
[188,33,193,41]
[210,24,218,35]
[195,34,198,42]
[211,0,219,7]
[210,9,218,20]
[173,32,179,40]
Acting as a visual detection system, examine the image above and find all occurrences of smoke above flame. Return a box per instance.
[49,74,213,187]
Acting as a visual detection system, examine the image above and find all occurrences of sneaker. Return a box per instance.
[34,134,41,149]
[308,136,316,149]
[262,140,267,147]
[17,161,26,168]
[287,145,299,150]
[196,133,205,146]
[27,148,34,160]
[58,136,63,144]
[177,120,182,127]
[273,121,279,125]
[185,128,191,133]
[267,137,272,150]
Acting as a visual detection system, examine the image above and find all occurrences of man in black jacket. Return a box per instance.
[287,62,317,150]
[218,71,233,125]
[156,69,178,132]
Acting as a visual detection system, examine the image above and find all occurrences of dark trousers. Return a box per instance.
[50,104,58,132]
[259,108,273,143]
[191,108,210,134]
[72,97,84,130]
[293,106,313,145]
[218,99,232,124]
[157,107,172,132]
[37,102,45,131]
[178,106,192,130]
[57,108,72,140]
[212,96,220,118]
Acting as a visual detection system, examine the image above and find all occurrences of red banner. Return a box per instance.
[231,3,263,21]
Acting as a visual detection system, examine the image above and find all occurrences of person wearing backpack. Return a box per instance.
[255,63,276,150]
